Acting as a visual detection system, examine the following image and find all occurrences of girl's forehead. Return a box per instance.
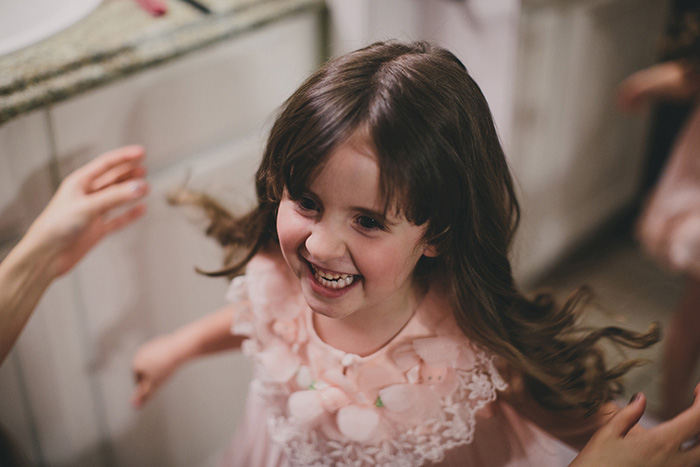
[309,136,380,197]
[284,127,414,219]
[305,129,377,185]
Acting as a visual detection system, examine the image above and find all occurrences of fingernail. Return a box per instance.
[128,180,147,194]
[629,393,641,404]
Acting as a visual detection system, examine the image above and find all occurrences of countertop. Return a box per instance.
[0,0,325,126]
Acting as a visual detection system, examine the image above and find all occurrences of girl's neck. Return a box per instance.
[312,282,427,357]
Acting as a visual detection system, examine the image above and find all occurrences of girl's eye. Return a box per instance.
[356,216,384,231]
[297,196,318,212]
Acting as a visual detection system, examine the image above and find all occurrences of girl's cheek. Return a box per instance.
[276,202,308,249]
[276,203,293,243]
[276,199,295,229]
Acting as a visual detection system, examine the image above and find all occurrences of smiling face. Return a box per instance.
[276,131,436,338]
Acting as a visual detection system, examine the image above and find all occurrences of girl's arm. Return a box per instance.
[131,305,246,408]
[616,59,700,113]
[0,146,148,365]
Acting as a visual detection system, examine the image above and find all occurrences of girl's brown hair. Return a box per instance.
[178,41,659,414]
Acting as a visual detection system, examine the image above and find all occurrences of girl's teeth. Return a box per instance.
[312,267,355,289]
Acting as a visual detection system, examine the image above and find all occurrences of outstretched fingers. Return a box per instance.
[88,163,147,194]
[73,145,146,188]
[85,177,150,220]
[131,373,153,409]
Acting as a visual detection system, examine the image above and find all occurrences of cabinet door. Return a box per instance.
[43,12,320,466]
[510,0,669,283]
[0,111,54,244]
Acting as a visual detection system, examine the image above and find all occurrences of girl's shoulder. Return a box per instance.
[237,245,297,292]
[225,246,306,333]
[246,243,287,270]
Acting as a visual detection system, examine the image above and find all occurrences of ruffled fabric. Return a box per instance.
[225,252,556,466]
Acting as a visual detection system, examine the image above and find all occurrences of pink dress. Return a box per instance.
[221,252,568,466]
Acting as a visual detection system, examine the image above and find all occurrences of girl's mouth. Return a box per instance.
[309,264,357,290]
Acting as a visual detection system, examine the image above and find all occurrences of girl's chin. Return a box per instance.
[308,305,345,320]
[300,280,360,318]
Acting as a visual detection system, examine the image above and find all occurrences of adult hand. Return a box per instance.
[25,145,149,277]
[571,385,700,466]
[0,145,149,364]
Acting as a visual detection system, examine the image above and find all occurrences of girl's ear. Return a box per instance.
[423,243,439,258]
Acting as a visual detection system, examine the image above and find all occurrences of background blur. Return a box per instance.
[0,0,680,465]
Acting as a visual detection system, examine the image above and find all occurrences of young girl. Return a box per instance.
[132,41,660,466]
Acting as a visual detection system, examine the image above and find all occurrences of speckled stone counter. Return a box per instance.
[0,0,325,125]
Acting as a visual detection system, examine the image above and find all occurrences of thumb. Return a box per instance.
[608,393,647,437]
[131,377,152,409]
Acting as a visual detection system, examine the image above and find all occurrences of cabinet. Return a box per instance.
[510,0,669,283]
[0,11,321,466]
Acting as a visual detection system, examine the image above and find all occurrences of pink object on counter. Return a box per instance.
[134,0,167,16]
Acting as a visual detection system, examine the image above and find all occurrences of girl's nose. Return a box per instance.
[304,223,346,262]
